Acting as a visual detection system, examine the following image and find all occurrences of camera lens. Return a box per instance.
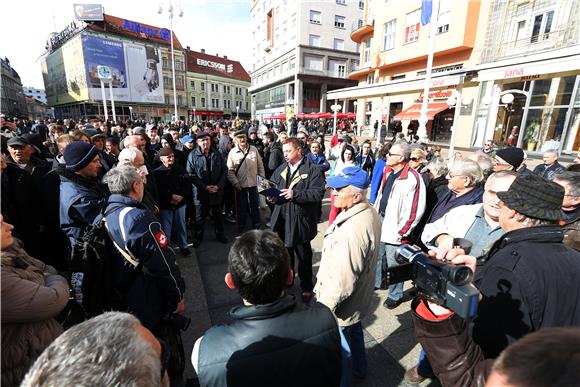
[450,266,472,285]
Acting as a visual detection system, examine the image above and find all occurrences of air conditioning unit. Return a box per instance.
[264,45,272,52]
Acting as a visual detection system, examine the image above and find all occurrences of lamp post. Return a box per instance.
[331,103,342,136]
[353,101,358,136]
[129,106,133,121]
[192,107,196,123]
[236,105,239,119]
[159,2,183,123]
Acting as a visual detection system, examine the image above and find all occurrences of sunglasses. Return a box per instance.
[388,152,403,157]
[410,157,420,161]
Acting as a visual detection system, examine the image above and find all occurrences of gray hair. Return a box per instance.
[350,186,368,202]
[21,312,162,387]
[426,157,448,178]
[553,171,580,197]
[449,159,483,185]
[544,149,559,158]
[393,141,411,161]
[118,148,141,165]
[103,166,142,195]
[123,135,143,149]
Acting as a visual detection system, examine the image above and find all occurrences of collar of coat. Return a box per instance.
[325,202,373,237]
[280,159,309,190]
[380,162,414,190]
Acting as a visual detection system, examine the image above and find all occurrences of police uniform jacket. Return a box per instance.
[102,194,185,331]
[269,157,325,247]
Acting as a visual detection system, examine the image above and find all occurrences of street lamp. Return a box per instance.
[236,105,239,119]
[192,107,196,123]
[353,101,358,136]
[331,103,342,136]
[159,2,183,123]
[129,106,133,121]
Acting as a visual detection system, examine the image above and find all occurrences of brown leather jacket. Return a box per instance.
[411,298,494,387]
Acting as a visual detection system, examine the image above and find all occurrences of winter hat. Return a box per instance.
[495,147,524,169]
[64,141,98,172]
[161,133,176,149]
[158,146,174,157]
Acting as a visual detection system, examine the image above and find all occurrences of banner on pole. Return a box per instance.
[421,0,433,26]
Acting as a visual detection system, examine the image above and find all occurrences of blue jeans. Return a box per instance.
[159,206,188,249]
[417,349,435,377]
[375,241,387,288]
[377,242,404,301]
[236,187,261,229]
[341,322,367,381]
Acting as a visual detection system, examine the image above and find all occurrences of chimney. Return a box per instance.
[216,53,219,57]
[201,48,205,53]
[186,46,190,50]
[224,55,228,59]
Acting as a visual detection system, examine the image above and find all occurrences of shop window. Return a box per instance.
[404,9,420,44]
[334,15,345,29]
[383,19,396,51]
[531,10,554,43]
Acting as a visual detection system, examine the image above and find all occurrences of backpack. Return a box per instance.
[69,204,136,318]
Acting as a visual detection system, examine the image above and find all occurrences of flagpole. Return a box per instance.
[418,0,439,141]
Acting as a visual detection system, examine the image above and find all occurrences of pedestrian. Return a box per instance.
[268,137,325,302]
[226,129,265,232]
[187,132,228,245]
[316,166,380,383]
[533,149,566,180]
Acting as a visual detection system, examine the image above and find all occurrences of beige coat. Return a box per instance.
[315,202,381,327]
[1,239,69,386]
[226,144,265,188]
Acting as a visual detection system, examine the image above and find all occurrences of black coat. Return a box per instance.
[153,164,191,210]
[473,225,580,358]
[266,141,284,178]
[532,162,566,180]
[186,147,227,206]
[198,295,341,387]
[269,158,325,246]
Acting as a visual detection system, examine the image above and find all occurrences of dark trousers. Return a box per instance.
[195,201,224,239]
[287,242,314,292]
[236,186,261,229]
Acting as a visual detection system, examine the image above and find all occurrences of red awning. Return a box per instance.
[393,103,449,121]
[263,113,286,120]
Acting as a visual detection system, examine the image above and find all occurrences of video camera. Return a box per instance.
[386,242,479,319]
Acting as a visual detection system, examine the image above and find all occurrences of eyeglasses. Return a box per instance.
[447,173,466,179]
[158,338,170,381]
[388,152,403,157]
[410,157,420,161]
[297,136,307,140]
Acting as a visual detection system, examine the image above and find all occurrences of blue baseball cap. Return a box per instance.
[326,166,370,190]
[180,135,194,143]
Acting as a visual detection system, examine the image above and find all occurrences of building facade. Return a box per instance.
[328,0,580,154]
[41,14,189,122]
[1,57,27,118]
[249,0,364,120]
[23,87,48,104]
[185,48,251,121]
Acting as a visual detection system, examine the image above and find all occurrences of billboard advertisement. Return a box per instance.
[73,4,104,21]
[124,43,164,104]
[43,34,89,106]
[82,34,164,104]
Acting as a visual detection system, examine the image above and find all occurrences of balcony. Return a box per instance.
[481,26,579,63]
[299,67,349,79]
[351,19,374,44]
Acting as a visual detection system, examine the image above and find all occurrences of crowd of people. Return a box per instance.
[1,115,579,387]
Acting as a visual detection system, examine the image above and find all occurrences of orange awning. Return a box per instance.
[393,103,449,121]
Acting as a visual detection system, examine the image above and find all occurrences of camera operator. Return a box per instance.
[410,174,580,386]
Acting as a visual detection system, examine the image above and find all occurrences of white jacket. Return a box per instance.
[421,203,483,246]
[375,164,426,245]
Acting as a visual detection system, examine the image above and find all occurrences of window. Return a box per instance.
[164,95,170,104]
[246,102,249,110]
[177,95,183,106]
[211,83,218,92]
[404,9,420,43]
[363,39,371,65]
[191,96,196,107]
[201,97,206,107]
[211,98,220,108]
[201,82,205,91]
[358,19,363,28]
[190,80,195,89]
[359,0,364,10]
[162,58,169,68]
[330,60,347,78]
[334,38,344,50]
[290,57,295,70]
[267,9,274,46]
[163,76,170,86]
[383,19,396,50]
[336,0,346,4]
[176,76,184,89]
[309,10,321,24]
[309,34,321,46]
[334,15,345,28]
[304,54,323,71]
[367,74,374,84]
[437,0,451,34]
[223,85,231,94]
[531,10,554,43]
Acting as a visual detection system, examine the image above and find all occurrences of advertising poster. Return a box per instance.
[43,34,88,105]
[83,34,131,101]
[124,43,164,104]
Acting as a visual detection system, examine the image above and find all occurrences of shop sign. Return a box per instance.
[196,58,234,73]
[416,89,453,102]
[503,68,524,78]
[48,21,83,52]
[122,20,171,41]
[520,74,541,81]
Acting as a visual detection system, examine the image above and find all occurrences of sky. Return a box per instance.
[0,0,252,89]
